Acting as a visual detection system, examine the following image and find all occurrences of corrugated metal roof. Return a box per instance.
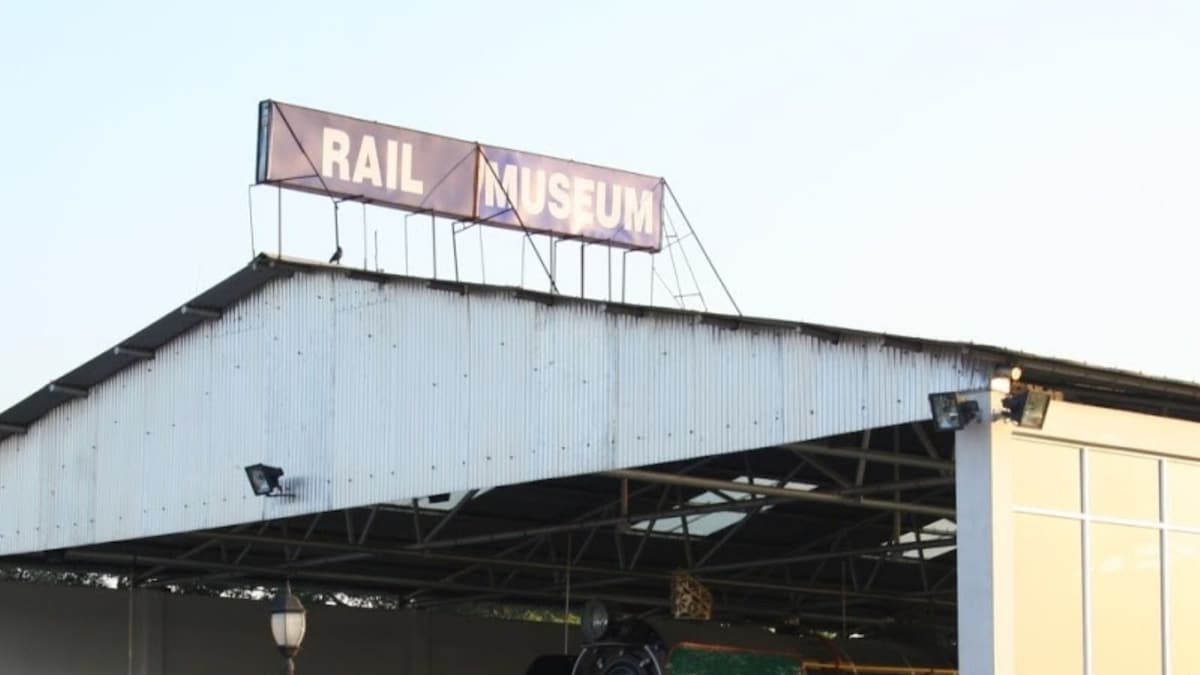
[0,261,291,436]
[3,253,1198,443]
[0,254,1197,557]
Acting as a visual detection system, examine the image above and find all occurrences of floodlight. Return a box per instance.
[928,392,980,431]
[245,463,285,496]
[1002,390,1051,429]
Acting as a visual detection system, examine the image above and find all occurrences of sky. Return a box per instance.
[1,1,1198,409]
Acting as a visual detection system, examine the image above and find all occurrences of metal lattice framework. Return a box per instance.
[3,421,959,639]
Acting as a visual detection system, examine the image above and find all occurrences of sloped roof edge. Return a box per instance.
[2,253,1197,440]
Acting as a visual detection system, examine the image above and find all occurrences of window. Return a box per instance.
[1166,460,1200,527]
[1088,450,1159,522]
[1014,513,1084,675]
[1090,523,1161,675]
[1168,533,1200,673]
[1012,441,1080,512]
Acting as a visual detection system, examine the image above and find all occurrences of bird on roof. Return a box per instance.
[329,246,343,264]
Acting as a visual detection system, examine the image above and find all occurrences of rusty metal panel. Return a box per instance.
[0,267,990,556]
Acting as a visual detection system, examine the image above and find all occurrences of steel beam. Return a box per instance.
[405,494,782,552]
[112,345,154,360]
[134,538,220,583]
[695,538,956,575]
[403,457,718,596]
[798,454,852,488]
[290,513,324,561]
[421,489,477,544]
[357,506,379,546]
[47,383,87,398]
[728,508,898,581]
[169,531,950,607]
[606,469,955,518]
[180,305,221,319]
[694,460,813,568]
[381,483,898,556]
[511,535,955,612]
[142,521,271,588]
[785,443,954,472]
[835,476,955,497]
[629,485,673,570]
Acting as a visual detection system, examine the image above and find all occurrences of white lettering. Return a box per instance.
[548,172,571,220]
[322,127,351,180]
[519,167,546,216]
[623,187,655,234]
[481,160,520,209]
[400,142,423,194]
[474,158,651,240]
[595,182,622,230]
[385,140,399,190]
[571,178,595,232]
[352,135,382,187]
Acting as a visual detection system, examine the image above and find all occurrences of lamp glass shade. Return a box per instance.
[580,599,610,643]
[248,467,271,495]
[245,464,284,496]
[1016,390,1051,429]
[270,593,307,652]
[929,392,963,431]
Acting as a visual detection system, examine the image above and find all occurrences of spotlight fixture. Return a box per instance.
[245,463,287,497]
[1002,389,1051,430]
[928,392,981,431]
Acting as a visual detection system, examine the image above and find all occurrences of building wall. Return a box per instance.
[0,580,579,675]
[957,396,1200,675]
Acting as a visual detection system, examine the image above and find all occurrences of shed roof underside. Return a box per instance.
[3,419,960,642]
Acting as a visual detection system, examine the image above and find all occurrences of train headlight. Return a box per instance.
[582,600,612,643]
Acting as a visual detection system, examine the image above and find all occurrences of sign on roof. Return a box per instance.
[256,100,664,251]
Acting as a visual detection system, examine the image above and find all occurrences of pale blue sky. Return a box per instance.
[2,1,1198,409]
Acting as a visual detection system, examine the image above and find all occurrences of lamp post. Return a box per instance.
[270,587,307,674]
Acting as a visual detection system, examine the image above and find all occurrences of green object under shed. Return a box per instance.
[667,643,804,675]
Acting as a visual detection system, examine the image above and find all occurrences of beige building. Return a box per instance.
[958,393,1200,674]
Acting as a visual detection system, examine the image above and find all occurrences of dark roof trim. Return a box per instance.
[3,253,1199,442]
[0,257,295,440]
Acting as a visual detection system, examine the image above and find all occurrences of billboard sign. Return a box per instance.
[256,101,663,251]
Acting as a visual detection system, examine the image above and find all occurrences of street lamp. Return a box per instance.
[271,587,307,674]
